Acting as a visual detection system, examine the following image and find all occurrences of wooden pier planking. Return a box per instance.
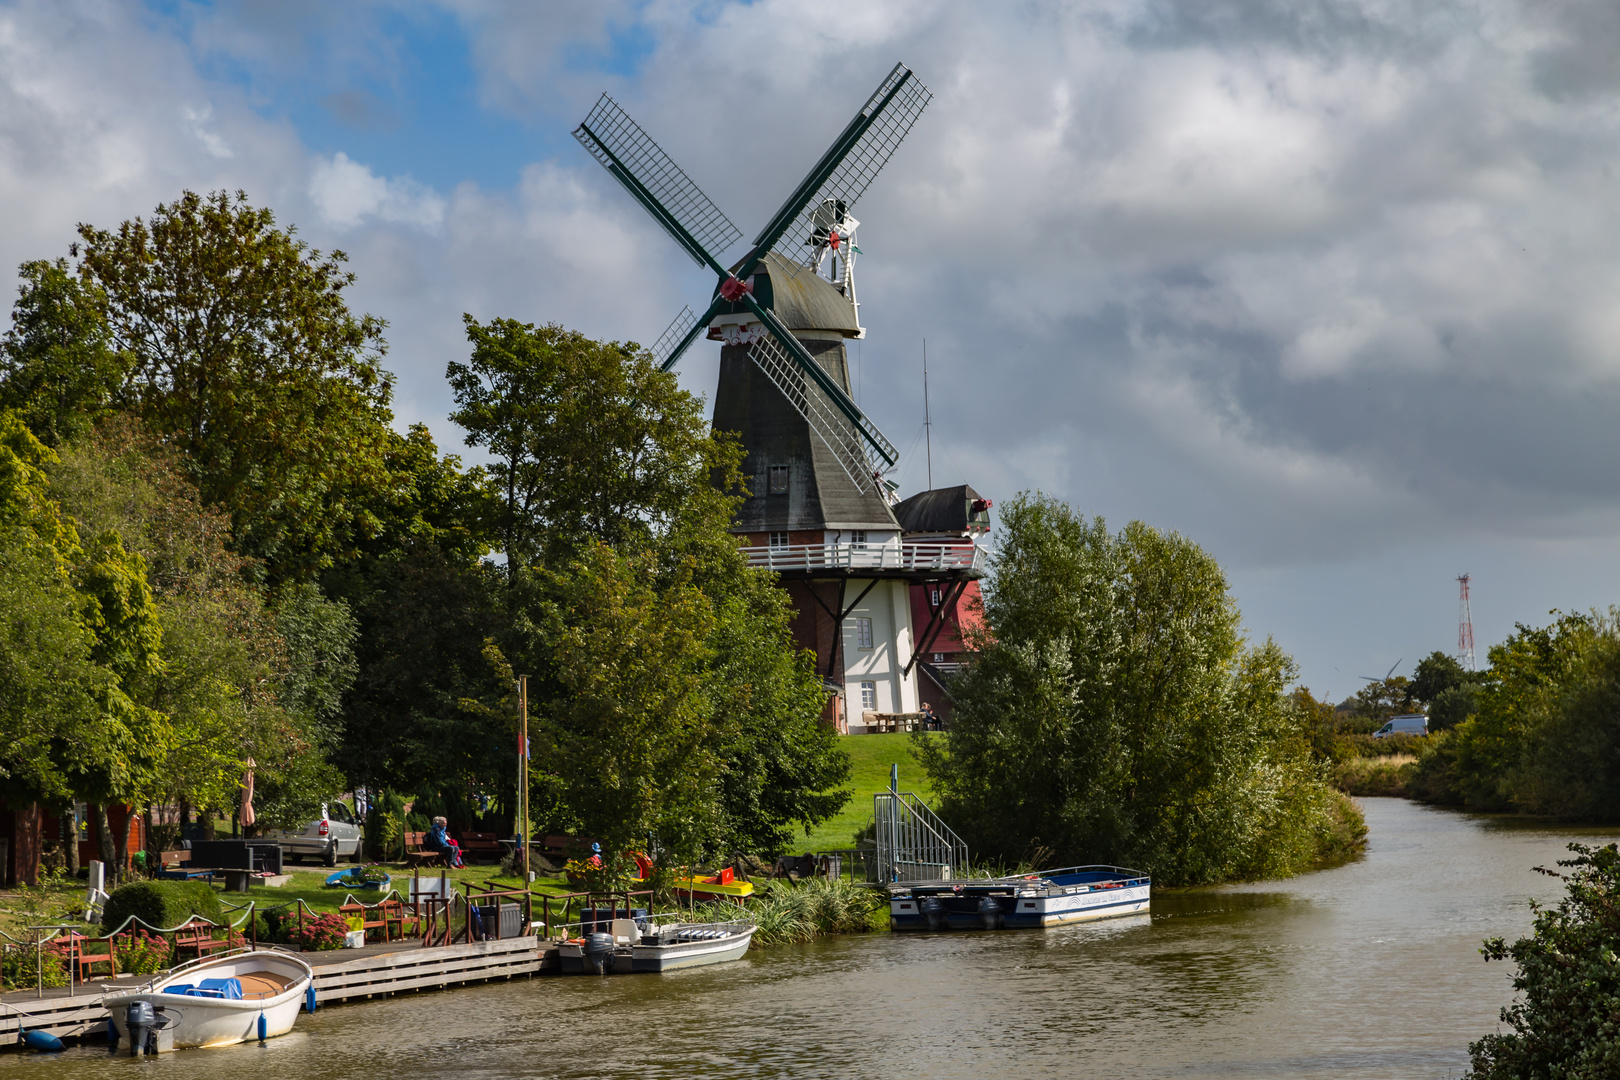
[1,936,560,1045]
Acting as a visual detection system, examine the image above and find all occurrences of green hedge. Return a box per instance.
[100,880,224,935]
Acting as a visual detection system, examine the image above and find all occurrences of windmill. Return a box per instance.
[572,62,930,494]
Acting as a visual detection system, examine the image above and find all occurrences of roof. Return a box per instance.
[710,251,860,338]
[893,484,992,535]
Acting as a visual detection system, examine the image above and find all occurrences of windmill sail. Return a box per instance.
[746,329,887,493]
[749,63,932,268]
[651,306,697,369]
[574,95,742,269]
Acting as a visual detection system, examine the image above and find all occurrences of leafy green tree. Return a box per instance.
[917,493,1362,886]
[1411,650,1468,704]
[72,189,395,581]
[1428,682,1479,732]
[1467,842,1620,1079]
[0,259,128,447]
[448,316,737,576]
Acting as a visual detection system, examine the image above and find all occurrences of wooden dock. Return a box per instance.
[0,936,559,1045]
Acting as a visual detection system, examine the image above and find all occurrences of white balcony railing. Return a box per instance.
[740,542,988,574]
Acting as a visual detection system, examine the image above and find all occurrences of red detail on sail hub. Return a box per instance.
[719,276,752,302]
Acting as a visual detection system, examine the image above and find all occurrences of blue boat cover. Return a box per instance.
[163,978,243,999]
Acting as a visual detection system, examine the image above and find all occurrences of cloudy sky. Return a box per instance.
[5,0,1619,696]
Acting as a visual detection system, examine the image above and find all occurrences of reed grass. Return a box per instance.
[1333,754,1417,797]
[697,877,887,949]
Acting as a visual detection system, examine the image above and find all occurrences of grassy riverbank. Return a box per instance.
[797,733,937,853]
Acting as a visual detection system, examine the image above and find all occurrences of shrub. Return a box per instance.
[292,912,347,951]
[1,945,67,990]
[100,879,223,935]
[704,878,887,949]
[114,929,172,975]
[1467,843,1620,1078]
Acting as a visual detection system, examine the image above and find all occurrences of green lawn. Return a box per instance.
[795,733,939,853]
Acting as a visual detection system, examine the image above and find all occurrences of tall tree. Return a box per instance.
[0,259,127,447]
[918,493,1362,886]
[448,317,736,576]
[71,189,395,581]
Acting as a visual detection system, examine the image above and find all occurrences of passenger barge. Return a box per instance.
[889,865,1150,931]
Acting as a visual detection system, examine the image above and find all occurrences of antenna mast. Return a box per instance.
[923,339,932,491]
[1457,574,1476,671]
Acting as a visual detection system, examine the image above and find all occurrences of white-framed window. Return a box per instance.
[933,652,945,663]
[930,587,942,607]
[860,681,877,711]
[855,617,873,650]
[850,529,867,549]
[768,531,789,549]
[768,465,790,495]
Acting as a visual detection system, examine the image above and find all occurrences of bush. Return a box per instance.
[703,878,886,948]
[1467,843,1620,1079]
[100,879,223,935]
[1335,732,1425,758]
[1,945,67,990]
[292,912,347,951]
[114,929,172,974]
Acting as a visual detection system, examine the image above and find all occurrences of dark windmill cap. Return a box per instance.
[893,484,993,536]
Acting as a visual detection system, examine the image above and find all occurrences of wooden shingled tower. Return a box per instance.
[575,65,985,726]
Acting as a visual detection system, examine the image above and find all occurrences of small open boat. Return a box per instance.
[103,947,313,1053]
[671,867,755,903]
[889,865,1151,931]
[559,918,755,974]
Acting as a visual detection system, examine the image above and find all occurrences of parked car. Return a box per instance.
[269,801,363,866]
[1372,714,1428,738]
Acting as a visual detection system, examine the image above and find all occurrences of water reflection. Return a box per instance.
[5,798,1613,1080]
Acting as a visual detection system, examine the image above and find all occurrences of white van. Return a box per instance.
[1373,714,1427,738]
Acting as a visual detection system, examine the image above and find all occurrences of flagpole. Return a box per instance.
[518,675,529,883]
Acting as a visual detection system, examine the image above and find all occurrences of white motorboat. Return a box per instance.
[103,947,314,1053]
[559,918,755,974]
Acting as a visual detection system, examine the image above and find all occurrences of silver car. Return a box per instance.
[271,801,363,866]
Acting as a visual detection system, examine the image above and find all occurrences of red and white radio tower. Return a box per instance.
[1457,574,1476,671]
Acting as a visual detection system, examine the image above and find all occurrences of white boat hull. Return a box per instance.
[104,948,313,1052]
[1011,884,1151,926]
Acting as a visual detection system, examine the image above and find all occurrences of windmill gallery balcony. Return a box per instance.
[738,541,988,579]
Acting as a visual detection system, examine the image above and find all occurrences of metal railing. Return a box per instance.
[739,542,986,573]
[874,791,969,884]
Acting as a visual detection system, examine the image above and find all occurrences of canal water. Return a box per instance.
[7,798,1619,1079]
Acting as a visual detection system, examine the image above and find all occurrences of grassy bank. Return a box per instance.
[698,877,886,948]
[797,733,938,853]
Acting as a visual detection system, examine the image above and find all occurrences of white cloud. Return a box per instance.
[309,152,446,231]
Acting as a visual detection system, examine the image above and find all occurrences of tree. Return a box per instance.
[1411,651,1468,704]
[917,493,1363,886]
[0,259,127,447]
[72,189,396,581]
[448,316,738,576]
[1467,843,1620,1079]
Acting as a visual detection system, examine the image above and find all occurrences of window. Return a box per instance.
[860,681,877,711]
[930,588,942,607]
[768,465,790,495]
[855,617,873,650]
[850,529,867,550]
[768,531,789,549]
[933,652,945,664]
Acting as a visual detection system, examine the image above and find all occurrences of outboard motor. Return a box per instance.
[978,895,1003,930]
[921,896,948,932]
[583,932,614,976]
[125,1000,155,1056]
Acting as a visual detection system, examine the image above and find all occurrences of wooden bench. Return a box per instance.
[537,834,602,860]
[457,832,503,864]
[379,898,419,940]
[171,919,226,961]
[403,831,444,869]
[60,933,116,982]
[340,901,390,943]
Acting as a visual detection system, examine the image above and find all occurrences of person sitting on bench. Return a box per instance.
[426,817,464,868]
